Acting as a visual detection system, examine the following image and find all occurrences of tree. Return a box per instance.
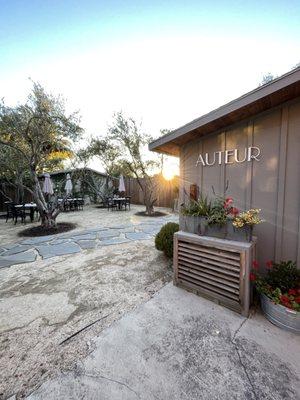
[0,82,82,227]
[84,112,161,215]
[259,73,276,86]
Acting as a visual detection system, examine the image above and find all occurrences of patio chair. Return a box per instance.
[69,200,75,211]
[107,198,117,211]
[5,202,15,222]
[78,199,84,210]
[63,200,70,212]
[125,196,131,211]
[13,205,30,224]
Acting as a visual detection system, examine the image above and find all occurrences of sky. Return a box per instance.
[0,0,300,175]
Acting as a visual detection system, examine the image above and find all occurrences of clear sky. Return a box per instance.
[1,1,299,173]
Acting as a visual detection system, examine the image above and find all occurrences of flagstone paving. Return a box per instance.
[0,215,178,268]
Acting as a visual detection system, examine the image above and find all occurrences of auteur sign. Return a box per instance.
[195,146,261,167]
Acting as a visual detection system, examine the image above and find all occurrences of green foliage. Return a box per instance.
[253,260,300,311]
[260,261,300,293]
[0,81,83,226]
[155,222,179,258]
[206,196,228,226]
[0,81,82,179]
[181,194,211,217]
[79,112,163,214]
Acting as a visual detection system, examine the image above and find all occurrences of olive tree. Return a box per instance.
[88,112,161,215]
[0,82,82,227]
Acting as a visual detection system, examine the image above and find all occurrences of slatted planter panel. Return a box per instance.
[173,231,256,316]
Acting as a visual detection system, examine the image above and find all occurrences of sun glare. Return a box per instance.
[162,168,175,181]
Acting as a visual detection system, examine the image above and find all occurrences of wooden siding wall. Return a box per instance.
[180,99,300,268]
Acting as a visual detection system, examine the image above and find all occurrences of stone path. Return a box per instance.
[0,215,178,268]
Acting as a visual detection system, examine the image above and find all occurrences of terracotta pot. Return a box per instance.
[260,293,300,334]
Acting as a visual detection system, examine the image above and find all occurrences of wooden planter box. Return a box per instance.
[173,231,257,316]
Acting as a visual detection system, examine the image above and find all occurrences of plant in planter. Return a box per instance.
[180,194,211,234]
[205,196,238,238]
[251,260,300,333]
[229,208,263,242]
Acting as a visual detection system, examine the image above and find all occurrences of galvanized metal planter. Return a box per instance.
[226,224,253,242]
[260,293,300,334]
[179,215,207,235]
[205,223,227,239]
[180,215,253,242]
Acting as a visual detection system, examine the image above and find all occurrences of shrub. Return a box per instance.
[155,222,179,258]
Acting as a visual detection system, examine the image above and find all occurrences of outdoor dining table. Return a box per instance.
[57,198,84,202]
[15,203,37,222]
[112,197,126,210]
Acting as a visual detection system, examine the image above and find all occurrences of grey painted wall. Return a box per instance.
[180,99,300,268]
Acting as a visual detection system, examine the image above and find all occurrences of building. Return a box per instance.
[47,168,113,203]
[150,67,300,268]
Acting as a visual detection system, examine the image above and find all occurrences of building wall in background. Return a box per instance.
[180,98,300,268]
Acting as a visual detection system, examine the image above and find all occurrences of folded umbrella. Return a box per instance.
[118,174,125,193]
[43,173,54,195]
[65,173,73,195]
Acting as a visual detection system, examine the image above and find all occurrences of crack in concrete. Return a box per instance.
[83,372,141,398]
[231,317,259,400]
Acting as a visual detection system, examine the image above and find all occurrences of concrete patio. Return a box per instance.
[27,283,300,400]
[1,205,299,400]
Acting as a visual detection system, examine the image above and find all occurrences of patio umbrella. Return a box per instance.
[65,173,73,195]
[43,173,54,195]
[118,174,126,193]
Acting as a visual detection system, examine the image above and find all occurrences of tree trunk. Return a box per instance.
[41,211,57,228]
[30,166,62,228]
[145,202,154,215]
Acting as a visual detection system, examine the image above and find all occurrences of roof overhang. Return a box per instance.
[149,68,300,156]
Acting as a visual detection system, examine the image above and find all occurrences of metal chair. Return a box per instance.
[13,205,28,224]
[125,197,131,211]
[78,199,84,210]
[107,198,117,211]
[5,202,15,222]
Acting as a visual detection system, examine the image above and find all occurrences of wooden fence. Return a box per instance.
[123,175,179,209]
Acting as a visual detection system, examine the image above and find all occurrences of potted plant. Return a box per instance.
[251,260,300,334]
[228,208,263,242]
[205,196,238,239]
[180,194,211,235]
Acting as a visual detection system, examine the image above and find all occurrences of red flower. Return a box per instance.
[266,260,273,269]
[230,207,240,216]
[224,198,233,208]
[252,260,259,270]
[288,289,297,296]
[250,272,256,282]
[280,295,291,308]
[295,296,300,304]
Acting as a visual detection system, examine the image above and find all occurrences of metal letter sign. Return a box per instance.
[195,147,261,167]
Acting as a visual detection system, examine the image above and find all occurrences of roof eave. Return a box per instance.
[149,67,300,156]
